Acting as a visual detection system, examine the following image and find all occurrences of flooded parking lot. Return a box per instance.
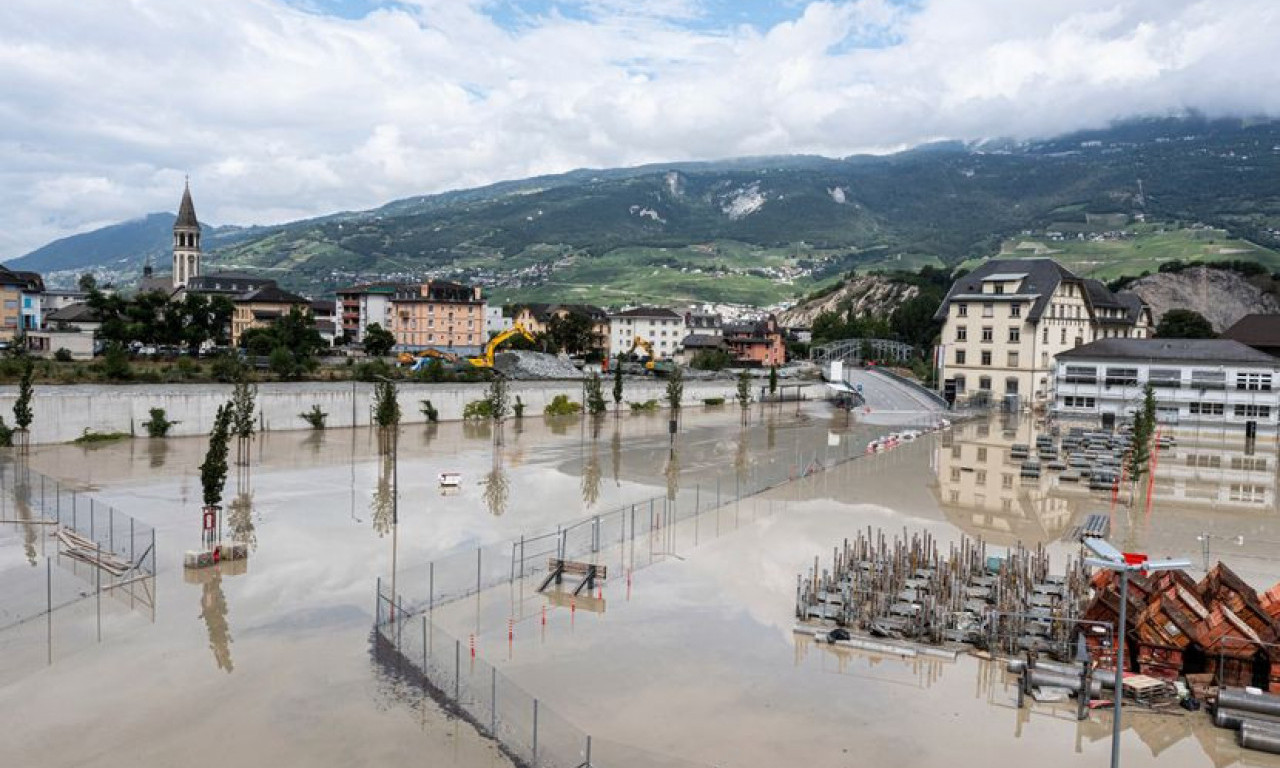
[3,404,1280,767]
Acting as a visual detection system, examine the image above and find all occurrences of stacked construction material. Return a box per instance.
[796,528,1090,659]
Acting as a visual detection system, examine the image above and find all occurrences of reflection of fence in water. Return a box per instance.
[0,459,157,678]
[376,424,946,767]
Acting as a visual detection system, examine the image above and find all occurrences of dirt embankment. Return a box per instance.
[1128,267,1280,331]
[779,275,918,327]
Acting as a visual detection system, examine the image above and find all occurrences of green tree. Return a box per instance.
[419,399,439,422]
[13,359,34,432]
[268,346,296,379]
[300,405,328,429]
[665,366,683,412]
[77,273,97,292]
[1155,309,1216,339]
[768,365,778,397]
[612,355,624,412]
[102,343,132,380]
[231,375,257,441]
[1128,384,1157,480]
[546,311,597,355]
[736,369,752,410]
[586,373,607,416]
[485,375,509,422]
[373,379,401,428]
[690,349,733,371]
[200,403,233,508]
[363,323,396,357]
[145,408,176,438]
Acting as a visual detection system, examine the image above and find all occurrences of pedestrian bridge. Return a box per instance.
[809,338,915,365]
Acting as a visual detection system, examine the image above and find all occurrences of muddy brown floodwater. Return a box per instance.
[4,405,1279,767]
[0,404,886,768]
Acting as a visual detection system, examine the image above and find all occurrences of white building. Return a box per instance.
[486,305,512,336]
[934,258,1151,407]
[1054,338,1280,437]
[608,307,684,360]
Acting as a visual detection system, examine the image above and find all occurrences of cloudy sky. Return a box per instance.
[2,0,1276,259]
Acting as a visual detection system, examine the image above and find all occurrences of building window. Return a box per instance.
[1104,367,1138,387]
[1063,365,1096,384]
[1234,404,1271,419]
[981,351,992,366]
[993,284,1005,295]
[1060,328,1067,344]
[976,447,987,462]
[1007,352,1019,367]
[1005,377,1019,394]
[1231,457,1269,472]
[1008,327,1020,343]
[983,303,994,318]
[1010,303,1022,318]
[1189,402,1224,417]
[1062,396,1096,409]
[1042,327,1049,344]
[976,470,987,485]
[1148,369,1181,388]
[955,349,967,365]
[951,445,962,459]
[956,303,968,317]
[1229,484,1267,504]
[950,467,961,482]
[1237,373,1273,391]
[955,326,967,342]
[981,327,993,342]
[979,376,992,391]
[1191,370,1226,390]
[1001,474,1014,489]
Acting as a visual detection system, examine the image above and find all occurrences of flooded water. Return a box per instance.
[3,405,1278,767]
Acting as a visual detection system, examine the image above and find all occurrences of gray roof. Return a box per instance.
[175,182,199,229]
[46,302,101,323]
[1222,314,1280,349]
[236,283,309,305]
[934,258,1077,322]
[610,307,681,319]
[680,334,725,348]
[1057,338,1278,365]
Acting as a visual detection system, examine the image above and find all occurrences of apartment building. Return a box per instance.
[511,303,610,354]
[934,259,1150,406]
[390,280,485,351]
[1053,338,1280,437]
[608,307,684,359]
[336,283,403,343]
[231,283,311,346]
[0,266,45,342]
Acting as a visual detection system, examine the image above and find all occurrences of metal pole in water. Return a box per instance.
[491,666,497,735]
[455,639,461,700]
[96,545,102,642]
[585,735,592,767]
[46,557,51,665]
[1112,571,1127,768]
[422,616,427,676]
[429,561,435,612]
[476,547,482,595]
[532,698,539,764]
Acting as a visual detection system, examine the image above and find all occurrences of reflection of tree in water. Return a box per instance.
[665,448,680,501]
[200,571,234,672]
[766,418,776,451]
[735,427,750,484]
[370,454,394,537]
[227,489,256,551]
[419,422,438,449]
[463,421,492,442]
[610,427,622,487]
[147,438,168,468]
[13,470,35,566]
[303,430,324,455]
[581,442,601,508]
[483,452,509,517]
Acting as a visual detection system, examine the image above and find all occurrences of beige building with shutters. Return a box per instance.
[934,259,1151,407]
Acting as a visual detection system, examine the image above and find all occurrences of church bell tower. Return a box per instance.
[173,180,201,288]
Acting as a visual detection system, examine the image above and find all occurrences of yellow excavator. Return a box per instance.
[624,336,672,374]
[398,347,457,367]
[468,323,536,368]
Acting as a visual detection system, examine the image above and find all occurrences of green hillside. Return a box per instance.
[14,117,1280,305]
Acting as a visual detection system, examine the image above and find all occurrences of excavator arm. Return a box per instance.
[468,323,535,367]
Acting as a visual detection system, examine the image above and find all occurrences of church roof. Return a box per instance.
[175,182,199,229]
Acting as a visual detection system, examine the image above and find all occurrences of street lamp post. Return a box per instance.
[1083,537,1191,768]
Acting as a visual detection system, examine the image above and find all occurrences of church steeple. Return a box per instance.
[173,178,201,288]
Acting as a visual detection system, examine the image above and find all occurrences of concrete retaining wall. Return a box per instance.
[0,378,739,445]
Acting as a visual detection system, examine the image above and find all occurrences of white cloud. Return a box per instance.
[1,0,1277,258]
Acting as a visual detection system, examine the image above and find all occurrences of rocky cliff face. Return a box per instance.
[778,275,919,327]
[1128,267,1280,332]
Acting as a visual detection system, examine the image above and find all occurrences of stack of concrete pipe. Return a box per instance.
[1216,689,1280,755]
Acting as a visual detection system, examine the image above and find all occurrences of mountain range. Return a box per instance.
[11,116,1280,306]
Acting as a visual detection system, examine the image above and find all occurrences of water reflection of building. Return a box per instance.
[933,418,1280,545]
[931,417,1081,545]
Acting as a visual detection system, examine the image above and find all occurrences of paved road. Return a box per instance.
[842,367,946,414]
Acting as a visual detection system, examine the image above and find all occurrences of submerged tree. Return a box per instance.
[231,374,257,465]
[372,379,400,455]
[13,358,33,447]
[1128,383,1157,480]
[665,366,683,412]
[586,372,607,417]
[199,402,234,548]
[612,355,624,415]
[736,369,751,423]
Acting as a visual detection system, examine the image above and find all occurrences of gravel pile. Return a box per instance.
[494,350,585,379]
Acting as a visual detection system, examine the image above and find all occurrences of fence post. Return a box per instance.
[109,507,115,552]
[491,665,497,735]
[429,561,435,612]
[476,547,482,595]
[376,576,382,625]
[532,698,539,764]
[454,639,460,700]
[422,616,428,680]
[585,735,592,767]
[46,557,52,665]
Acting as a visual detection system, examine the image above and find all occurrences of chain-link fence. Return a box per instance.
[0,457,157,679]
[374,414,950,766]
